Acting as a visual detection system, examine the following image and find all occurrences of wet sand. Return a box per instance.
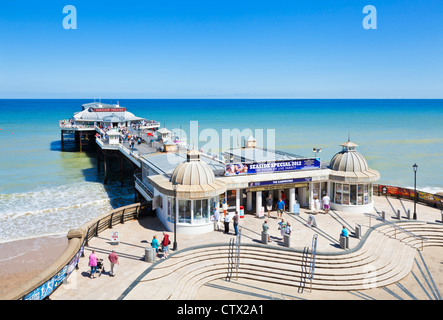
[0,235,68,298]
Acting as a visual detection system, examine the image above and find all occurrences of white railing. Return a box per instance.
[308,234,318,292]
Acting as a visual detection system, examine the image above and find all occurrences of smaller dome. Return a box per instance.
[330,140,369,173]
[171,150,216,185]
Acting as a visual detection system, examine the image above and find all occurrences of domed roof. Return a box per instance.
[171,150,216,185]
[329,140,369,173]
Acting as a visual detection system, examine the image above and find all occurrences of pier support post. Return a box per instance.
[61,130,64,151]
[120,156,124,187]
[104,153,108,185]
[97,149,101,174]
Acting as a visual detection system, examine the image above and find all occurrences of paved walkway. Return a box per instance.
[50,196,443,300]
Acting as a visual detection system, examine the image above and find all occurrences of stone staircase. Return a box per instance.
[123,221,443,300]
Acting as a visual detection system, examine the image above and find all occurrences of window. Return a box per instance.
[193,199,210,224]
[194,199,202,222]
[167,197,174,222]
[332,182,371,206]
[178,200,191,223]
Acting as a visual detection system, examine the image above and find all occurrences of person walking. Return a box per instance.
[285,222,292,236]
[224,214,230,234]
[313,196,320,214]
[151,235,160,257]
[233,211,239,236]
[281,191,286,204]
[213,207,221,231]
[88,250,99,279]
[276,198,285,219]
[108,249,119,277]
[266,195,273,218]
[161,232,170,259]
[278,218,287,240]
[322,194,331,214]
[262,220,271,242]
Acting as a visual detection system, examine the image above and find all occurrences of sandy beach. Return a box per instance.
[0,235,68,298]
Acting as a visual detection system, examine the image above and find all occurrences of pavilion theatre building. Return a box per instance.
[136,138,380,234]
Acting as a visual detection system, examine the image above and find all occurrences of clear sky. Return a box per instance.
[0,0,442,98]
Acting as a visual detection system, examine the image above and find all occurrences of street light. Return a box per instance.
[172,182,178,250]
[413,163,418,220]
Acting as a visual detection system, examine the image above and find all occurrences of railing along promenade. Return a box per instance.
[3,202,150,300]
[373,184,443,210]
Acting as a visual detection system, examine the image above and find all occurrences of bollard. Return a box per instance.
[340,236,350,249]
[284,234,291,247]
[261,231,269,244]
[355,224,362,239]
[407,209,411,220]
[441,210,443,223]
[397,209,401,220]
[145,247,154,263]
[381,211,386,221]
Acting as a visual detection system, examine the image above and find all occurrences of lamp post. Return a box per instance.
[172,182,178,250]
[413,163,418,220]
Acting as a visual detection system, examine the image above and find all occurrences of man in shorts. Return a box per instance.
[275,198,285,219]
[266,194,273,218]
[322,194,331,214]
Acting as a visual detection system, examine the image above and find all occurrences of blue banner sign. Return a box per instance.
[225,159,320,176]
[248,177,312,187]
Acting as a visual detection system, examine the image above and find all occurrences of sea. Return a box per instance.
[0,99,442,243]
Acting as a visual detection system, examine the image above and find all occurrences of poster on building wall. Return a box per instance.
[224,159,320,176]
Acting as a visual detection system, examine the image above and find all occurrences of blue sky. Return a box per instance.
[0,0,442,98]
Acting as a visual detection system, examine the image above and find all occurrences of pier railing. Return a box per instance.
[373,184,443,209]
[4,202,150,300]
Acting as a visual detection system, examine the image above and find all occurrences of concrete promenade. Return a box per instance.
[50,195,443,300]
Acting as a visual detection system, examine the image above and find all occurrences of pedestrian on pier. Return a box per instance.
[88,250,99,279]
[341,226,348,238]
[233,211,239,236]
[161,232,170,259]
[266,195,273,218]
[213,207,221,231]
[224,214,230,234]
[276,198,285,219]
[262,220,270,242]
[151,235,160,256]
[278,218,287,239]
[108,250,119,277]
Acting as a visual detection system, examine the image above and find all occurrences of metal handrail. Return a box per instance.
[383,219,429,251]
[235,227,242,281]
[366,212,429,251]
[308,234,318,292]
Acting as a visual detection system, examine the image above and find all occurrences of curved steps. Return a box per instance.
[127,222,443,300]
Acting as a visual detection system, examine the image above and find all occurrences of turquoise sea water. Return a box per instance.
[0,99,442,242]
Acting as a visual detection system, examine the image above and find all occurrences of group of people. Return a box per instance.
[88,231,172,279]
[212,207,240,236]
[313,194,331,214]
[262,218,292,242]
[150,232,171,259]
[88,249,119,279]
